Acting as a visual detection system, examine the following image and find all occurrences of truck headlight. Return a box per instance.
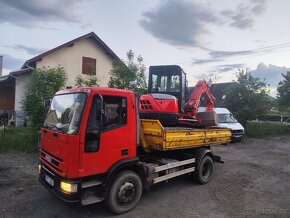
[60,181,78,193]
[38,164,41,174]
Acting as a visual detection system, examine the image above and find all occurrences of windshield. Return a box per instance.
[44,93,86,134]
[151,73,180,92]
[218,113,237,123]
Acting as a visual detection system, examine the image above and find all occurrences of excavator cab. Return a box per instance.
[148,65,187,112]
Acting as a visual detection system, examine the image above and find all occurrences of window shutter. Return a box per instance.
[82,57,96,75]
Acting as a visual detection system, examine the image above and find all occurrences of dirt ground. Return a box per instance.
[1,137,290,218]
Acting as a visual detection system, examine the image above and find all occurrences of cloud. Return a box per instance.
[214,64,245,73]
[5,44,46,56]
[192,49,253,65]
[250,63,290,89]
[0,0,89,27]
[192,42,285,65]
[221,0,268,29]
[209,50,254,58]
[1,54,24,70]
[192,58,222,65]
[140,0,268,47]
[139,0,220,47]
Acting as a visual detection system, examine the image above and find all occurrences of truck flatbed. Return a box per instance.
[140,119,231,151]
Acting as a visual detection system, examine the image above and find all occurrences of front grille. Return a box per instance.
[40,149,64,174]
[232,130,244,134]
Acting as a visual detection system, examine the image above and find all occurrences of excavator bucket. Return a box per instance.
[195,111,219,127]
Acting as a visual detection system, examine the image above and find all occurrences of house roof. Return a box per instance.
[0,67,32,84]
[209,82,235,101]
[0,74,15,84]
[0,75,9,83]
[22,31,122,69]
[10,68,32,76]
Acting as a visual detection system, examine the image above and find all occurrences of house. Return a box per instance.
[0,32,123,126]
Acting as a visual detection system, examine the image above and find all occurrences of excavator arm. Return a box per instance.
[184,80,214,118]
[179,80,216,126]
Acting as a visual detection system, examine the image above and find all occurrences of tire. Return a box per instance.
[194,155,214,185]
[106,170,143,214]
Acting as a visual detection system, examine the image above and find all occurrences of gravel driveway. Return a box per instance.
[1,137,290,217]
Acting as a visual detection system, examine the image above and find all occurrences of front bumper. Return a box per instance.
[39,164,80,203]
[231,130,245,141]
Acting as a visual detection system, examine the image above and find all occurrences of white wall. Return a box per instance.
[36,38,114,87]
[14,73,31,126]
[14,73,31,111]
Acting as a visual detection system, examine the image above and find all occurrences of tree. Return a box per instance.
[22,67,67,128]
[108,50,147,95]
[277,71,290,113]
[75,75,99,87]
[224,70,271,127]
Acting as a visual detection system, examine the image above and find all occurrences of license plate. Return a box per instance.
[45,175,54,187]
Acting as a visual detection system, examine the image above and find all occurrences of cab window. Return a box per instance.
[102,96,127,131]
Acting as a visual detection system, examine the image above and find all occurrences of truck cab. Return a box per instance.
[39,87,137,203]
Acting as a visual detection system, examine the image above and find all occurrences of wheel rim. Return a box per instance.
[117,181,136,205]
[202,161,212,179]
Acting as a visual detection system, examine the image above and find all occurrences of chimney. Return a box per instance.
[0,55,3,77]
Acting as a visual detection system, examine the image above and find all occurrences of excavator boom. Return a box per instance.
[182,80,214,119]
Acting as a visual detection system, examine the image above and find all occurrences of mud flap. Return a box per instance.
[213,155,224,164]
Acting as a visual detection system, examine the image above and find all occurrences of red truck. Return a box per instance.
[39,87,231,214]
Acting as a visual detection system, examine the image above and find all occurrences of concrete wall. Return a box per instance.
[14,73,31,126]
[36,38,114,87]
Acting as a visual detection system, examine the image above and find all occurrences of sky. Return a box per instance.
[1,0,290,96]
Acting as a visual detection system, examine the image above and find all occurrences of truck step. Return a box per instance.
[81,195,103,205]
[81,180,103,189]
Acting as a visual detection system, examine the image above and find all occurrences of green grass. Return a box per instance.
[0,127,39,153]
[246,122,290,138]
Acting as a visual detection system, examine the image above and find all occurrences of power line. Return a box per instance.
[174,42,290,65]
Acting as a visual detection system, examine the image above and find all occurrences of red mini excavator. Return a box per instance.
[139,65,218,127]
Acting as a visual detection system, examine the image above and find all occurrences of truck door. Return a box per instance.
[81,94,136,177]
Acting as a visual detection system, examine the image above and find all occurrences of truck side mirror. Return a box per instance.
[44,99,52,116]
[44,99,52,108]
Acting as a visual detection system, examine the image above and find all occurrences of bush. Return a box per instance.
[246,122,290,138]
[22,66,67,129]
[0,127,39,153]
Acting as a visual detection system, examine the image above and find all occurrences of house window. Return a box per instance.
[82,57,96,75]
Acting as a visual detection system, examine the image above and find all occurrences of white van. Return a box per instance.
[198,107,245,142]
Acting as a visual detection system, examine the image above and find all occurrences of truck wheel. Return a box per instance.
[194,155,213,185]
[106,170,143,214]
